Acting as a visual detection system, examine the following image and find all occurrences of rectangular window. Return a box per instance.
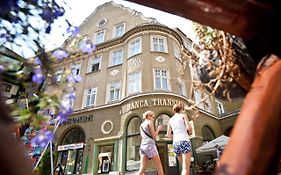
[55,68,64,82]
[178,82,186,96]
[113,23,125,38]
[62,93,74,108]
[150,35,168,52]
[173,42,181,59]
[98,145,114,174]
[88,56,101,72]
[109,81,121,102]
[110,49,123,66]
[194,89,204,110]
[127,71,141,95]
[194,89,211,112]
[71,62,81,75]
[95,30,105,44]
[85,87,97,107]
[154,69,169,90]
[128,37,141,57]
[216,100,225,114]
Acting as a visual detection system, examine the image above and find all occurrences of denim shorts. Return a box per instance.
[173,140,192,157]
[139,144,158,159]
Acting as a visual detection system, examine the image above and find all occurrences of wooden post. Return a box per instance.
[216,55,281,175]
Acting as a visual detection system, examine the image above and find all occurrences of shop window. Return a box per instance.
[126,117,141,171]
[202,126,215,145]
[155,114,170,140]
[57,127,85,175]
[98,145,114,173]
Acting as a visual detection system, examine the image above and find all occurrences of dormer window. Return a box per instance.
[96,18,107,27]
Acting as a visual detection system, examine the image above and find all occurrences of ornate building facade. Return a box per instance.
[45,2,243,174]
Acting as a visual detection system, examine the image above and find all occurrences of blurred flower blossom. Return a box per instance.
[41,8,53,23]
[55,106,73,123]
[67,26,79,36]
[32,68,45,85]
[34,57,42,65]
[0,0,19,16]
[80,41,96,54]
[67,92,76,101]
[52,49,69,60]
[31,129,54,148]
[54,8,65,18]
[67,73,82,83]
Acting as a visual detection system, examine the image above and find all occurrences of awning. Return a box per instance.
[196,135,229,154]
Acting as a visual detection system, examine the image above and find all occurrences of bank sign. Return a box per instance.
[121,98,185,113]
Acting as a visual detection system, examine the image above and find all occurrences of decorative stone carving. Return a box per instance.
[155,56,166,63]
[101,120,114,134]
[110,69,119,76]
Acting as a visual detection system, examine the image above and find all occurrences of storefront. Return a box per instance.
[54,94,235,175]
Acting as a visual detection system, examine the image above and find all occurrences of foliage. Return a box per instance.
[0,0,95,150]
[180,22,242,116]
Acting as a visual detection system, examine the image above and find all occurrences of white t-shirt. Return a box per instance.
[169,114,190,142]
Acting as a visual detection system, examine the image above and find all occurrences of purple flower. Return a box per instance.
[66,26,79,36]
[34,57,42,65]
[41,8,53,23]
[52,49,69,60]
[67,73,82,83]
[0,0,19,16]
[67,92,76,101]
[31,129,54,148]
[54,8,65,18]
[55,106,73,123]
[80,42,96,54]
[32,69,45,85]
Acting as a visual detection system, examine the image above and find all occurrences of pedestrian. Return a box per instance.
[137,110,164,175]
[166,102,193,175]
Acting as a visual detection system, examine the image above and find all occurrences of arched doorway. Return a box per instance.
[57,127,85,174]
[125,116,142,171]
[202,126,215,144]
[155,113,179,175]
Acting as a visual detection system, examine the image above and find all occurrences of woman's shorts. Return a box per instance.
[139,144,158,159]
[173,140,192,157]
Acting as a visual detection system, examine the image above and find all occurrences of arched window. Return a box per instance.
[57,127,85,175]
[202,126,215,144]
[155,114,170,140]
[126,116,142,171]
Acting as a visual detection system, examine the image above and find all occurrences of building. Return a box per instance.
[45,2,243,174]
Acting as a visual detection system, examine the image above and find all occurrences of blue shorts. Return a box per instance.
[173,141,192,157]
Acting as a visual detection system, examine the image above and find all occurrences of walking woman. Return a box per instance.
[166,102,193,175]
[137,110,164,175]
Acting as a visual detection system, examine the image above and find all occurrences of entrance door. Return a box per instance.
[157,143,180,175]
